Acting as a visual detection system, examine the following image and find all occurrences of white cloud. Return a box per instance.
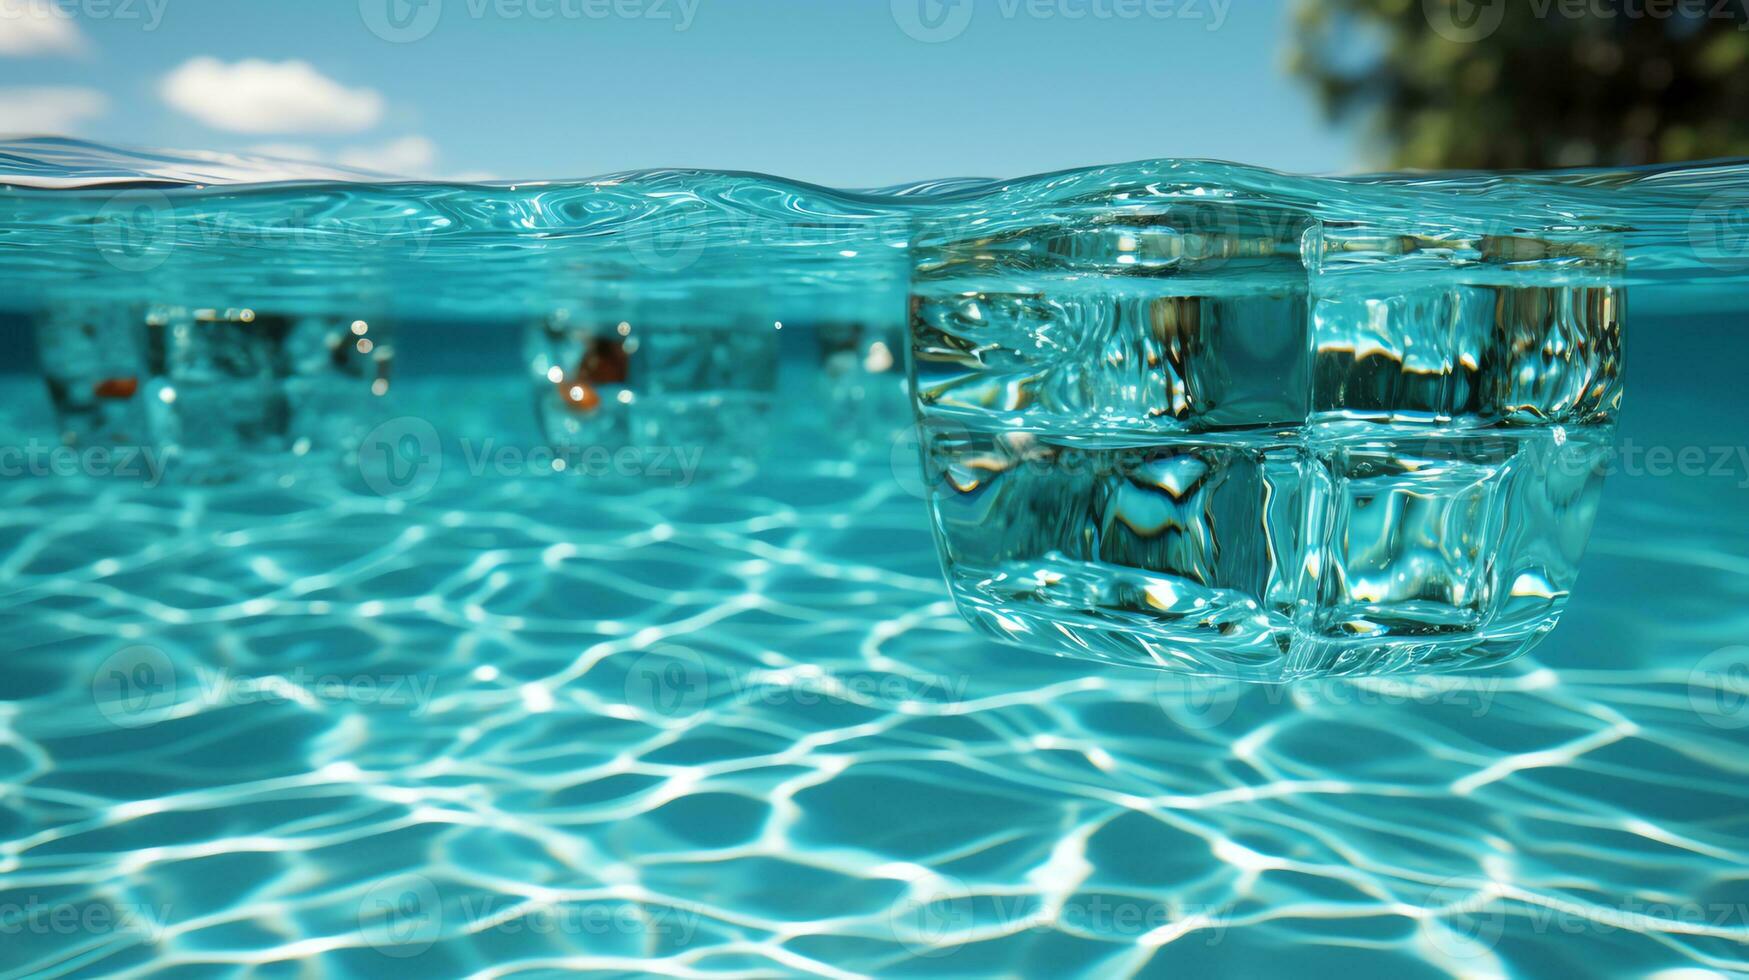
[0,86,105,132]
[160,57,383,134]
[245,142,323,162]
[0,0,87,56]
[337,135,437,175]
[238,136,440,177]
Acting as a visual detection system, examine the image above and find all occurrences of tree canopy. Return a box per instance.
[1290,0,1749,169]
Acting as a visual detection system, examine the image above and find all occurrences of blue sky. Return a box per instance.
[0,0,1357,185]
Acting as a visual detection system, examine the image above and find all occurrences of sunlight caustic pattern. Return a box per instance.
[1,377,1746,978]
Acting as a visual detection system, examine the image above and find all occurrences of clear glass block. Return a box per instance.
[909,206,1621,679]
[282,315,395,458]
[526,300,779,481]
[34,305,391,483]
[34,302,151,448]
[812,318,909,452]
[141,307,394,481]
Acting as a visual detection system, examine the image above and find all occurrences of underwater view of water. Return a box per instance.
[1,137,1747,977]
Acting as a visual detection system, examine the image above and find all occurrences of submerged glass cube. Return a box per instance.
[144,307,291,479]
[34,303,151,447]
[526,302,779,481]
[281,315,395,455]
[909,206,1621,679]
[813,319,909,452]
[34,304,392,483]
[144,308,393,481]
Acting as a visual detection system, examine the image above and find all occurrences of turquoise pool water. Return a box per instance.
[1,141,1748,977]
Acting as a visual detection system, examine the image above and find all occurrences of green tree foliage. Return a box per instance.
[1290,0,1749,169]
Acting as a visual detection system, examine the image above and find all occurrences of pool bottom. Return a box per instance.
[0,373,1745,977]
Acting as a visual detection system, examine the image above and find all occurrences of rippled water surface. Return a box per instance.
[2,141,1748,978]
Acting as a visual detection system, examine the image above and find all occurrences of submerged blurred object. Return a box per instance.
[34,304,392,483]
[526,300,779,483]
[811,295,911,455]
[36,303,151,449]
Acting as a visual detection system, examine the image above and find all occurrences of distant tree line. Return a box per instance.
[1290,0,1749,168]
